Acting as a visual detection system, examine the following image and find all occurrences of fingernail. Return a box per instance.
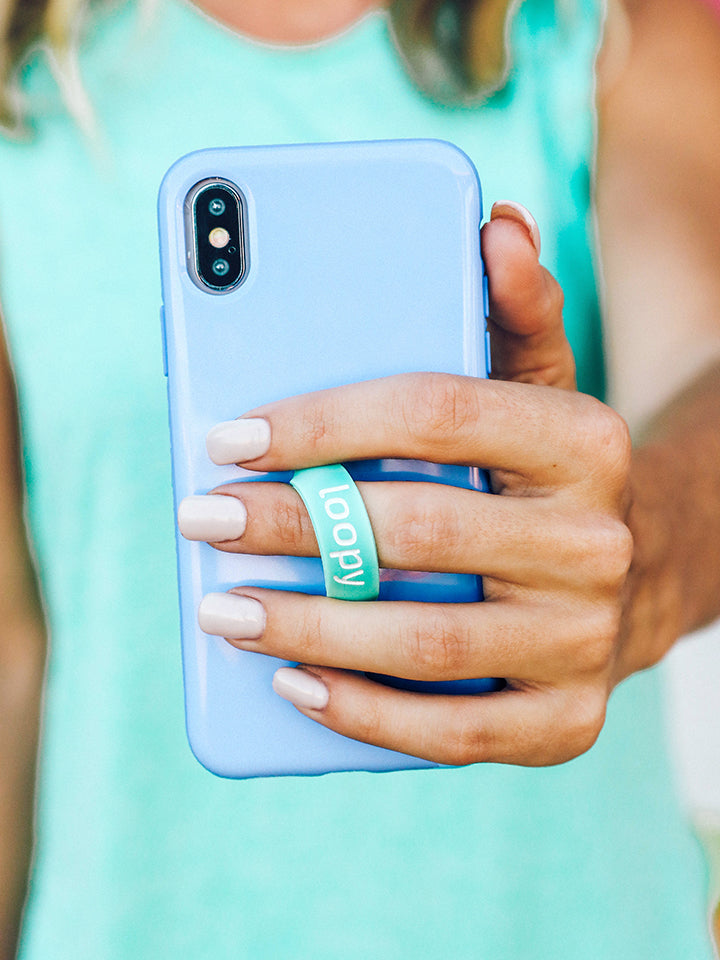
[206,418,271,465]
[490,200,541,256]
[178,494,247,542]
[273,667,329,710]
[198,592,266,639]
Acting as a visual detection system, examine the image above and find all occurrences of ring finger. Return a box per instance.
[179,481,605,589]
[197,586,604,683]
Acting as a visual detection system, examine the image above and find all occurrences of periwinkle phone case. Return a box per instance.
[158,139,498,778]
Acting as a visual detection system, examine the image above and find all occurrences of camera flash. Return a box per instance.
[209,227,230,249]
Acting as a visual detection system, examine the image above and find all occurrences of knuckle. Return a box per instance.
[385,492,459,565]
[574,604,620,673]
[603,520,634,584]
[443,712,491,766]
[537,274,565,323]
[578,399,632,483]
[402,374,480,452]
[564,688,607,759]
[399,608,470,679]
[584,517,634,589]
[297,402,332,450]
[295,603,325,663]
[351,697,385,747]
[271,495,314,551]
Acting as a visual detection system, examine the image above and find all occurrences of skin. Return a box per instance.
[2,0,720,950]
[203,223,631,767]
[185,0,720,766]
[195,0,384,43]
[596,0,720,662]
[0,326,45,960]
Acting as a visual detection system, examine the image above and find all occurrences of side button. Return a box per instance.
[482,273,492,375]
[160,305,168,377]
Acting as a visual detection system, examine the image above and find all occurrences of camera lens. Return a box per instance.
[212,258,230,277]
[209,198,226,216]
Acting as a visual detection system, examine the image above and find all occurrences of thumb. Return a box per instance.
[480,201,577,390]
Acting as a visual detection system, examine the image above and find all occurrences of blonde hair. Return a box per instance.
[0,0,93,134]
[390,0,520,105]
[0,0,520,132]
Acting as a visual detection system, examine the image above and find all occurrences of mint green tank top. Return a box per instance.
[0,2,712,957]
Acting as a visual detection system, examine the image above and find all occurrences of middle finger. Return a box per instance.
[182,482,616,590]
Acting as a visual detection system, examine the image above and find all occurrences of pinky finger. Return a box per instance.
[272,667,606,768]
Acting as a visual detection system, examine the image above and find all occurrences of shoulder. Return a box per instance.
[594,0,720,425]
[595,0,720,187]
[597,0,720,102]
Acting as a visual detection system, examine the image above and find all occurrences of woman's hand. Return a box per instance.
[179,204,635,767]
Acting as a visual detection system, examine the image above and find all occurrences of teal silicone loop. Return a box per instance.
[290,465,380,601]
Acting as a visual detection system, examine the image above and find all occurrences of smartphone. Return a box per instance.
[158,139,501,779]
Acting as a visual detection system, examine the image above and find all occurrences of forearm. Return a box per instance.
[595,0,720,679]
[619,363,720,679]
[0,319,46,958]
[0,616,45,960]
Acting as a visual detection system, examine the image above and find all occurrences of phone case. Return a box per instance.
[158,139,499,779]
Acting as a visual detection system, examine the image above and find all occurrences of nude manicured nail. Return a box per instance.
[491,200,541,256]
[205,418,271,465]
[178,494,247,542]
[198,592,266,639]
[273,667,329,710]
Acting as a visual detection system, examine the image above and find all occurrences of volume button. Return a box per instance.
[160,305,168,377]
[482,273,491,375]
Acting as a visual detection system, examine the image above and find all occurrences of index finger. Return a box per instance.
[208,373,623,486]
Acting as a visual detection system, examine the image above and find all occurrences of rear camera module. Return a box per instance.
[186,179,246,293]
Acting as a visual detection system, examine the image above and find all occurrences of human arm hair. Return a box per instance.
[0,319,46,960]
